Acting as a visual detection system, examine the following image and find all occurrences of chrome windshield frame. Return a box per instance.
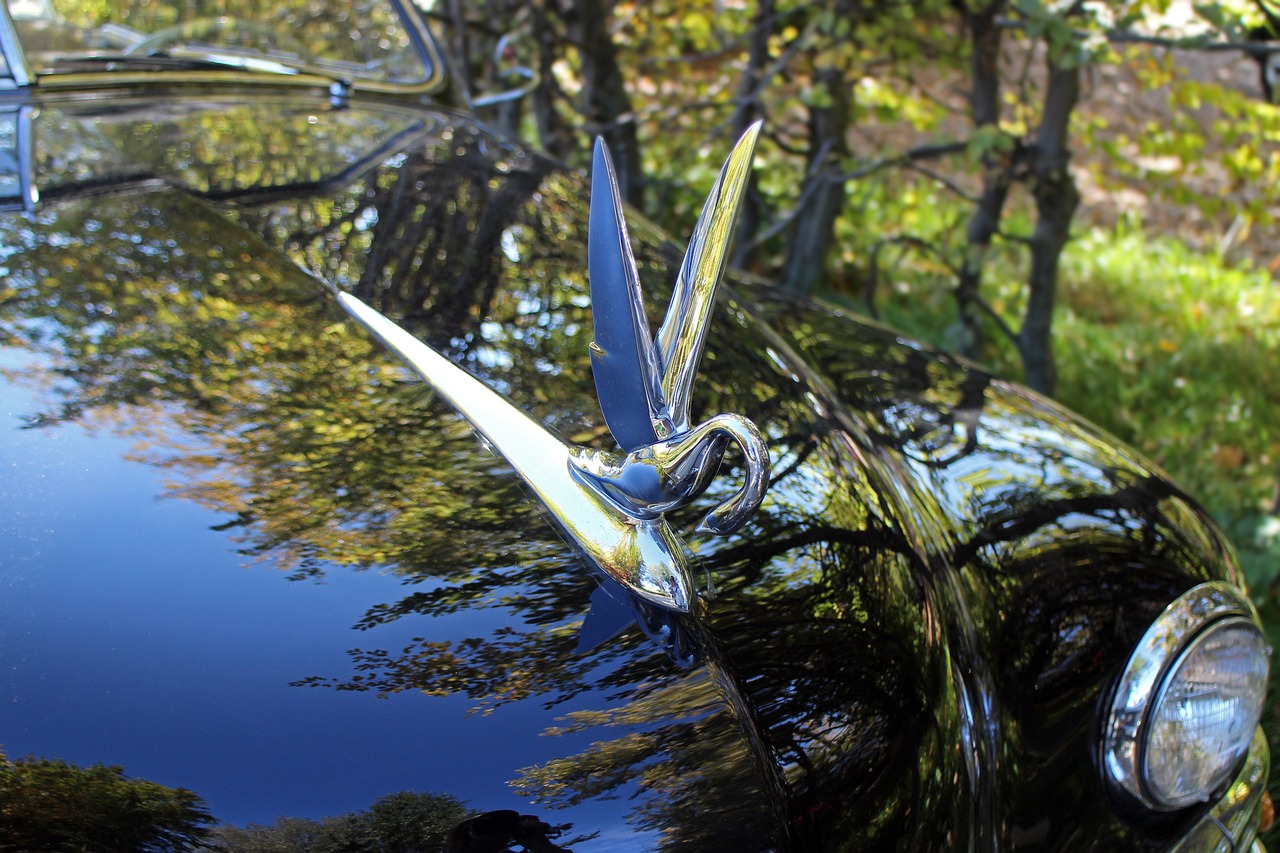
[0,0,34,88]
[0,0,444,97]
[0,103,37,210]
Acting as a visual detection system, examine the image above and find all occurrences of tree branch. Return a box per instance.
[969,291,1021,346]
[830,140,968,183]
[864,234,957,318]
[996,15,1280,56]
[906,161,979,203]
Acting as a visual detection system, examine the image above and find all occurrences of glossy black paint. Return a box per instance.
[0,87,1244,850]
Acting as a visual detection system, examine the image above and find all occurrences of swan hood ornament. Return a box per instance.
[337,122,769,613]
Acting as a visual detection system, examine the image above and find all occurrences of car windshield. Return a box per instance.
[3,0,431,84]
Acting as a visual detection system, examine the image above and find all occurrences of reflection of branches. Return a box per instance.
[952,469,1186,569]
[764,431,822,487]
[699,523,900,586]
[292,625,592,710]
[510,669,782,852]
[862,234,956,319]
[882,367,991,468]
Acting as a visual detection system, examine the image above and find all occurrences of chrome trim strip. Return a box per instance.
[7,68,443,99]
[387,0,448,97]
[1102,581,1266,810]
[0,0,33,88]
[15,103,36,208]
[1170,727,1269,853]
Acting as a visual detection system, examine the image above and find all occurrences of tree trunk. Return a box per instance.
[530,0,574,161]
[956,1,1009,359]
[782,3,856,298]
[782,61,852,294]
[446,0,472,100]
[575,0,644,208]
[1021,59,1081,396]
[730,0,776,270]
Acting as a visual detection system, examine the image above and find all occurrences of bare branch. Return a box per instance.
[970,292,1021,346]
[906,162,978,203]
[747,176,826,247]
[747,141,969,253]
[830,140,967,183]
[864,235,957,318]
[637,34,752,68]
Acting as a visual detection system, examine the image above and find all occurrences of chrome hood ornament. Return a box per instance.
[338,122,768,613]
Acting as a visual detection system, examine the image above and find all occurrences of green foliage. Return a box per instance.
[214,791,469,853]
[0,752,215,852]
[1080,48,1280,254]
[1053,226,1280,587]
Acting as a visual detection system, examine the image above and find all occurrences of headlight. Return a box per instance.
[1101,582,1270,811]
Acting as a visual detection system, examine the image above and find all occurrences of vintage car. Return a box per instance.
[0,0,1271,850]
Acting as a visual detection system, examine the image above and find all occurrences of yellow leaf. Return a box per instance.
[1213,445,1246,469]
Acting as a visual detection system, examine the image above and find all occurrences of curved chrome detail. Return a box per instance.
[1101,581,1267,810]
[338,126,770,613]
[0,105,37,211]
[586,135,671,449]
[581,122,769,534]
[657,123,761,433]
[569,413,768,535]
[1168,728,1269,853]
[337,291,694,612]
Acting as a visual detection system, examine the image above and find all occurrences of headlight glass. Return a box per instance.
[1143,617,1269,808]
[1102,582,1270,811]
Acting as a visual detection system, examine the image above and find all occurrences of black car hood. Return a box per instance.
[0,91,1242,850]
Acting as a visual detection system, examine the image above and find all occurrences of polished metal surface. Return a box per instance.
[578,124,768,534]
[568,411,767,535]
[0,104,36,209]
[340,128,770,609]
[656,122,760,433]
[586,135,666,448]
[1101,581,1265,810]
[1169,727,1269,853]
[586,123,760,447]
[470,34,539,107]
[0,0,445,96]
[4,91,1268,848]
[337,290,695,613]
[0,0,33,88]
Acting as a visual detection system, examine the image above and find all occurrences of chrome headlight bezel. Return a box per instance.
[1100,581,1270,812]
